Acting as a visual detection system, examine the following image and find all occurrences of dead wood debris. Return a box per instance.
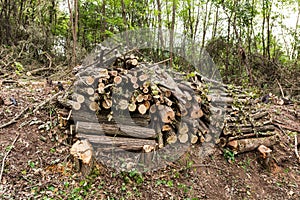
[0,133,20,183]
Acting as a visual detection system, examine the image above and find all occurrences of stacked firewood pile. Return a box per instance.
[60,47,299,172]
[215,84,300,155]
[68,52,226,154]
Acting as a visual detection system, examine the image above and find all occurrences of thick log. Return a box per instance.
[70,140,94,176]
[78,133,157,151]
[178,133,189,143]
[76,121,156,139]
[227,134,279,154]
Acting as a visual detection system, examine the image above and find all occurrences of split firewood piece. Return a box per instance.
[194,95,202,104]
[156,124,164,149]
[257,145,272,159]
[78,134,156,151]
[158,105,175,123]
[140,144,155,169]
[76,121,157,139]
[70,140,94,176]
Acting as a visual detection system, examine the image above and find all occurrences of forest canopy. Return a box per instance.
[0,0,299,97]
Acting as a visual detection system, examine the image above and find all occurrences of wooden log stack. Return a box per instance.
[61,46,299,172]
[67,50,229,157]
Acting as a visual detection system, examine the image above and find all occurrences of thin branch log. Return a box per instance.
[33,91,63,113]
[295,134,300,163]
[0,134,20,183]
[0,107,29,129]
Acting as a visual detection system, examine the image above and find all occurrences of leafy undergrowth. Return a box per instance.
[0,79,299,200]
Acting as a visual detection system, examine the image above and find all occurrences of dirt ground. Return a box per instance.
[0,79,299,200]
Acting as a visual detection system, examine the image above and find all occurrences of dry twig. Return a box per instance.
[295,134,300,163]
[0,133,20,183]
[0,107,29,129]
[33,91,63,113]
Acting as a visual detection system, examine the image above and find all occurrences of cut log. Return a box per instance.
[113,76,122,85]
[77,87,95,96]
[138,104,147,115]
[76,121,156,139]
[158,105,175,123]
[227,134,279,154]
[128,103,137,112]
[165,130,177,144]
[178,133,189,143]
[78,133,156,151]
[70,140,94,176]
[190,104,203,119]
[190,134,198,144]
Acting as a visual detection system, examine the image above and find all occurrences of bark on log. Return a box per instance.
[76,121,156,139]
[78,133,157,151]
[227,134,279,154]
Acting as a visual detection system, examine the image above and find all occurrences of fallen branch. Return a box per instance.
[295,134,300,163]
[0,133,20,183]
[0,107,29,129]
[33,91,63,113]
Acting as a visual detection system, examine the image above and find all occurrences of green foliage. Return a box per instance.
[14,62,24,76]
[223,148,236,163]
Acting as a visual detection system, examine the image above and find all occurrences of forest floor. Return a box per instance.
[0,77,299,200]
